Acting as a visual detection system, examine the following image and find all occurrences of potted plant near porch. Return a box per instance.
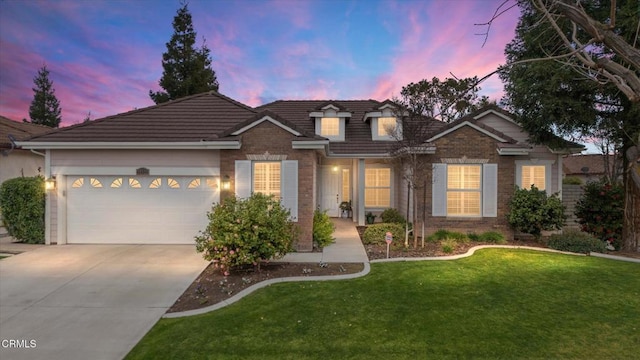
[365,211,377,224]
[339,201,352,218]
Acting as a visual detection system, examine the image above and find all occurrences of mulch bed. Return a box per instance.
[168,262,364,313]
[169,227,638,313]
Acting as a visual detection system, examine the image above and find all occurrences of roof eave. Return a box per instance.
[497,148,533,156]
[291,140,329,149]
[15,141,241,150]
[549,146,585,155]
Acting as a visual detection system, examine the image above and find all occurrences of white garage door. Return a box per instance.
[67,176,218,244]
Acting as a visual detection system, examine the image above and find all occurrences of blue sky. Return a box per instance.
[0,0,520,126]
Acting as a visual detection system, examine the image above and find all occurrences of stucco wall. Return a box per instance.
[0,150,44,184]
[51,149,219,167]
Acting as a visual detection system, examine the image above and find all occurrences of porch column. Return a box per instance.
[357,158,365,226]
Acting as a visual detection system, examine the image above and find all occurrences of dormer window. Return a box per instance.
[372,117,400,140]
[320,117,340,137]
[377,117,397,137]
[311,103,350,142]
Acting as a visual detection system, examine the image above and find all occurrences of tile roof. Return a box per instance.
[257,99,440,155]
[0,116,53,148]
[26,92,256,142]
[21,92,578,158]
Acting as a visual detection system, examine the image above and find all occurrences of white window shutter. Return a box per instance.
[432,164,447,216]
[235,160,251,198]
[482,163,498,217]
[281,160,298,221]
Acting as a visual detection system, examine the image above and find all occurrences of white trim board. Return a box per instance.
[51,166,220,176]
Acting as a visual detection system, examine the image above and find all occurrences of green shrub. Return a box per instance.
[507,185,566,240]
[563,176,582,185]
[467,232,480,241]
[427,229,467,243]
[575,181,623,250]
[441,239,457,253]
[427,229,450,242]
[479,231,506,244]
[548,230,606,254]
[380,208,407,224]
[362,223,405,245]
[194,193,296,275]
[0,176,45,244]
[313,209,335,249]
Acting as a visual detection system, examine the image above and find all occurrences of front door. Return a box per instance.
[320,166,341,217]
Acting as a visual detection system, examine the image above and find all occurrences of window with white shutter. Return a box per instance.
[432,163,497,218]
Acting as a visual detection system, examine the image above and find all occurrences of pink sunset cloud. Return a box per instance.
[367,0,519,102]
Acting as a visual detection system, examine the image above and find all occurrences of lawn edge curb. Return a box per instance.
[163,262,371,318]
[590,252,640,263]
[370,245,585,263]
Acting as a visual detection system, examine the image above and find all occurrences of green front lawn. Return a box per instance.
[127,249,640,359]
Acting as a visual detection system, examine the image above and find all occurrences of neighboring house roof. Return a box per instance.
[0,115,52,149]
[563,154,615,177]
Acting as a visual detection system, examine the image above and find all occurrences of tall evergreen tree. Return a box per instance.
[150,3,219,104]
[28,65,62,128]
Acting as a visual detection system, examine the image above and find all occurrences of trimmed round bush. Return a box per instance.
[362,223,405,245]
[380,208,407,224]
[195,193,296,275]
[548,230,606,254]
[0,176,45,243]
[508,185,566,240]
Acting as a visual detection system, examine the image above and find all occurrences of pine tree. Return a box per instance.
[150,4,219,104]
[28,65,62,128]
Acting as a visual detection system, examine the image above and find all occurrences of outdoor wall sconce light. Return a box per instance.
[221,175,231,190]
[45,176,57,191]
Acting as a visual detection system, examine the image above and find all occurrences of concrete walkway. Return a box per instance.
[279,218,368,263]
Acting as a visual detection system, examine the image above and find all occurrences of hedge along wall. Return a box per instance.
[562,184,583,230]
[0,176,45,243]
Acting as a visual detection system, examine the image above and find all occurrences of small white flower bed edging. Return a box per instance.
[370,245,585,263]
[590,252,640,263]
[164,262,372,318]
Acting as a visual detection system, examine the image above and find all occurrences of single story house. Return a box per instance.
[563,153,620,184]
[17,92,582,250]
[1,116,52,184]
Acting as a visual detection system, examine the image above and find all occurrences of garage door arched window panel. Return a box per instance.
[111,178,123,188]
[167,178,180,189]
[149,178,162,189]
[188,178,201,189]
[90,178,103,188]
[71,178,84,188]
[206,178,218,189]
[129,178,141,189]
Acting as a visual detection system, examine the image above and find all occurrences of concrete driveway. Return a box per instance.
[0,245,208,360]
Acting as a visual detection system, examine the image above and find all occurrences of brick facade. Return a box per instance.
[220,121,317,251]
[419,126,516,239]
